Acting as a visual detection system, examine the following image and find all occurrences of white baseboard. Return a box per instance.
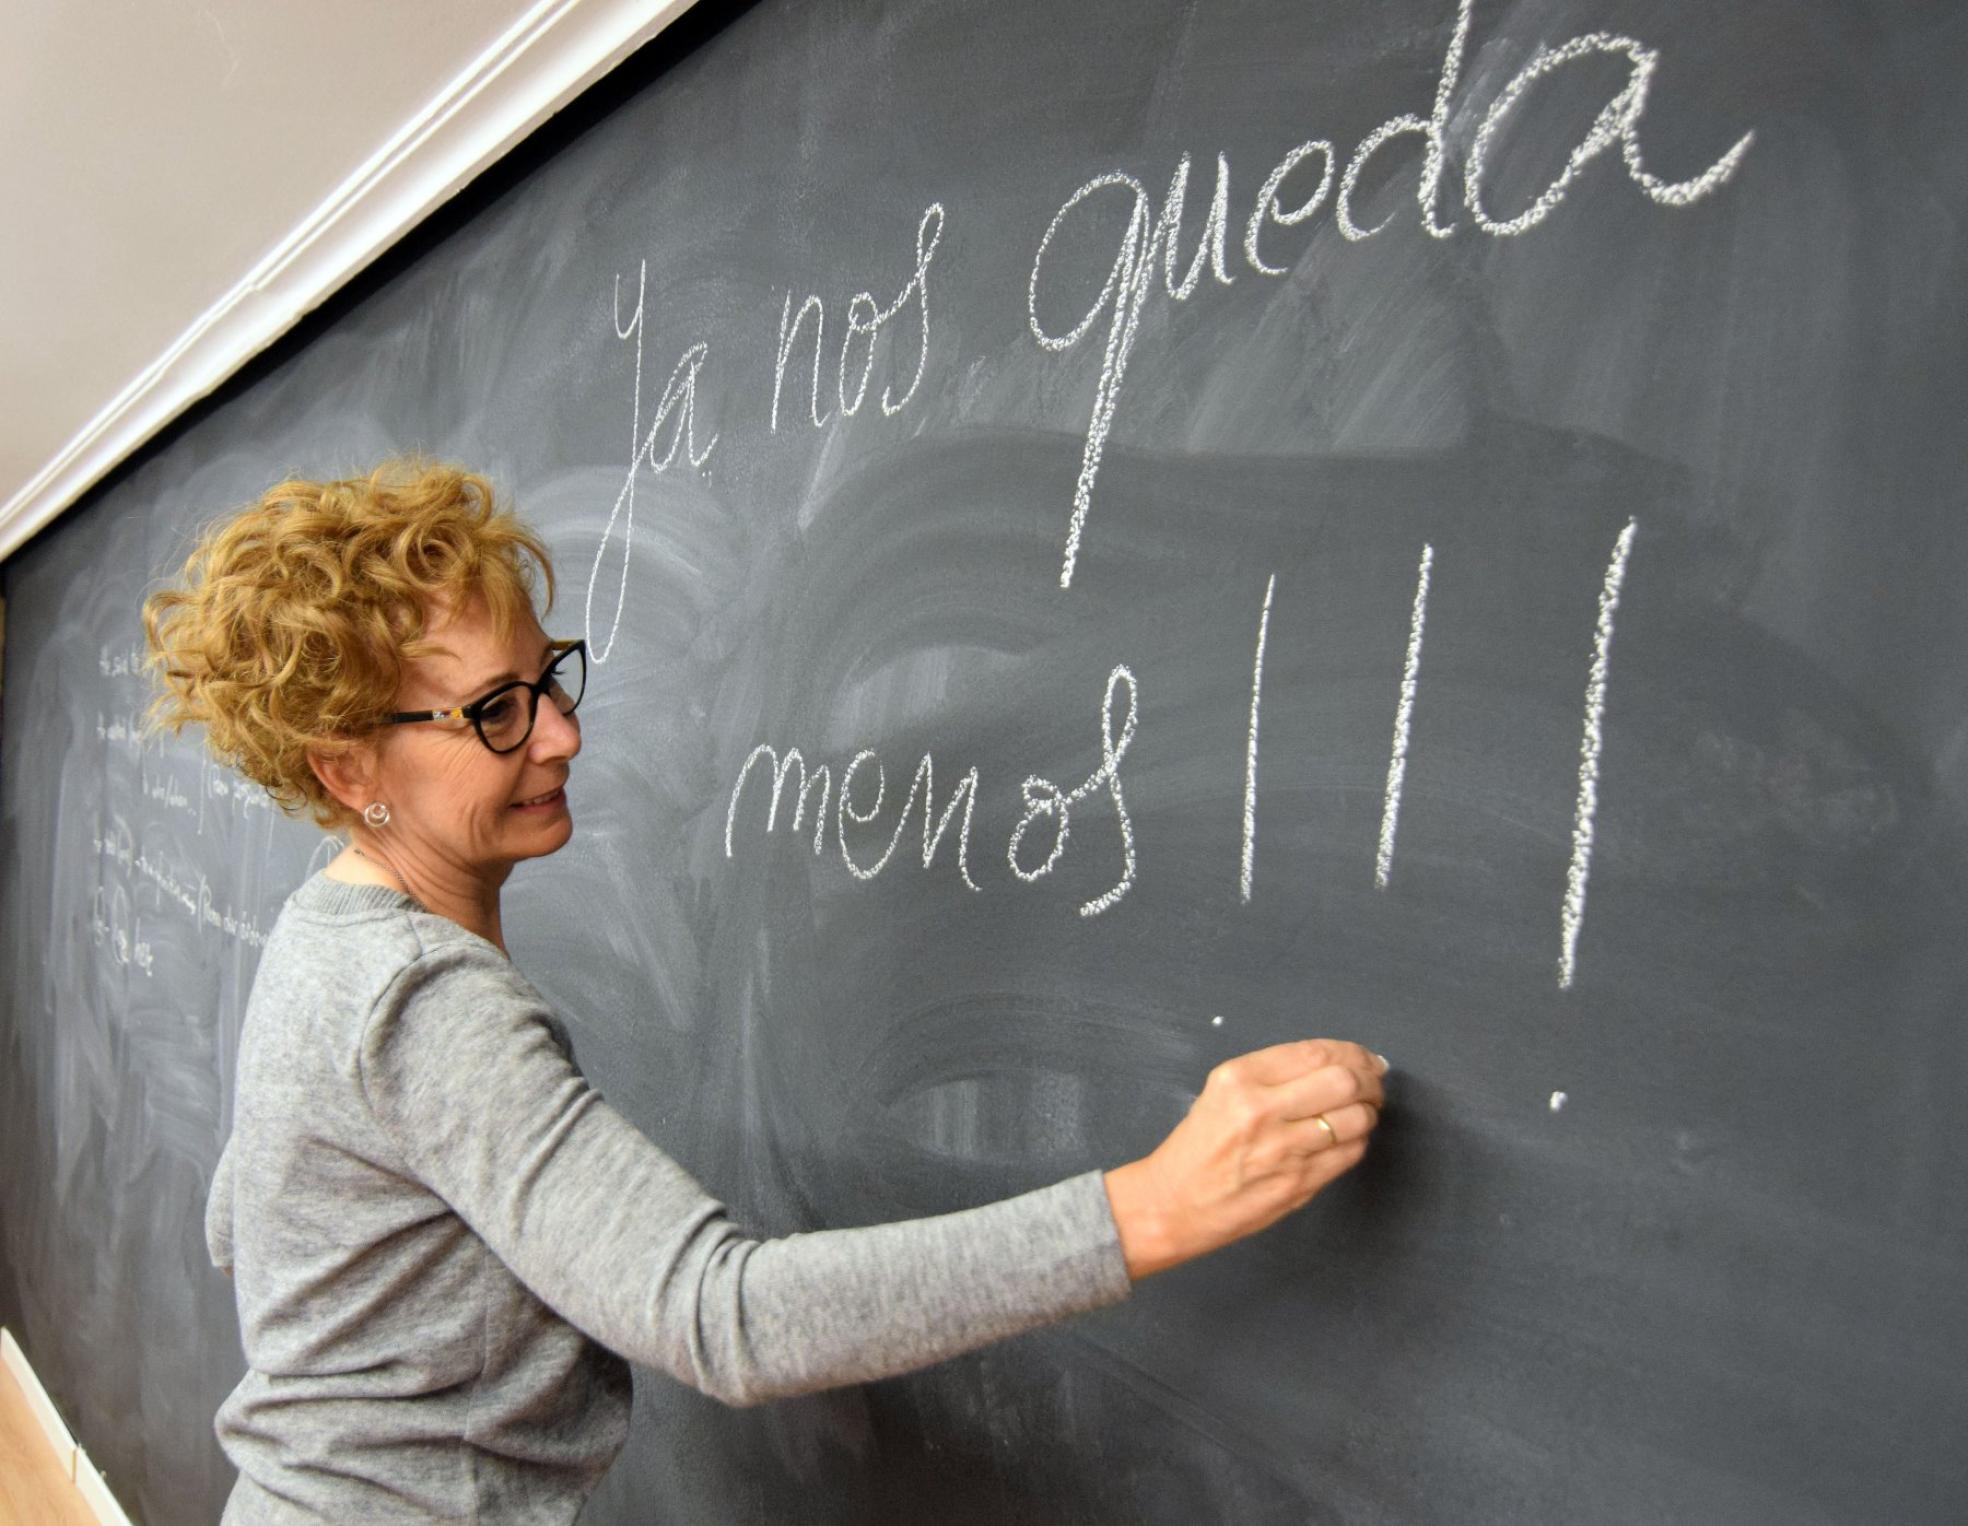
[1,1326,136,1525]
[76,1445,139,1526]
[1,1325,73,1472]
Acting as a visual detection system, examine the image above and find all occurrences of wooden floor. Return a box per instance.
[0,1360,96,1526]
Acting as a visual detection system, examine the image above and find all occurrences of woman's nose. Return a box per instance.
[530,692,582,761]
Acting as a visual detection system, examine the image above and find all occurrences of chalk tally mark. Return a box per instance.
[1375,544,1434,890]
[1558,519,1637,990]
[1241,575,1276,904]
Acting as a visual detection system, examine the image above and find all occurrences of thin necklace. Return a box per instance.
[348,842,408,894]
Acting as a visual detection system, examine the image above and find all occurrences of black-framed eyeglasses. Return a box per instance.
[384,639,587,754]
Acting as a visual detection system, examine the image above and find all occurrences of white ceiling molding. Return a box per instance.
[0,0,698,563]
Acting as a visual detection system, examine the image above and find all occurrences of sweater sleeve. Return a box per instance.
[206,1135,236,1274]
[356,936,1131,1407]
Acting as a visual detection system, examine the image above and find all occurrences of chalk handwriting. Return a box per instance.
[772,203,946,432]
[1244,142,1336,275]
[97,643,148,679]
[726,742,979,891]
[1028,0,1751,587]
[1027,159,1236,589]
[95,711,149,755]
[1466,27,1755,236]
[585,257,718,664]
[726,666,1139,918]
[90,884,153,977]
[531,5,1704,985]
[726,745,833,858]
[90,820,267,952]
[142,762,193,820]
[1008,665,1139,917]
[89,819,132,870]
[1337,0,1472,240]
[837,750,981,889]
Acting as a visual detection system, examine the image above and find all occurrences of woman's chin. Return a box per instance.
[509,805,574,855]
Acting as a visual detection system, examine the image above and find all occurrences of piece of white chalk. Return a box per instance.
[1549,1090,1568,1112]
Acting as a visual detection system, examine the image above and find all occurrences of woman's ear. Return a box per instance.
[308,742,379,817]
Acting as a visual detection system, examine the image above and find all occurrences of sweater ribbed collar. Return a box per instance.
[289,867,426,917]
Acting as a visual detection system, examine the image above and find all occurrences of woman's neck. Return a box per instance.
[327,839,509,955]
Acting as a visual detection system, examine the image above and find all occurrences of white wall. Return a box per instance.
[0,0,697,560]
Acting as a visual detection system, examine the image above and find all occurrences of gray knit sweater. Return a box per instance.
[208,871,1131,1521]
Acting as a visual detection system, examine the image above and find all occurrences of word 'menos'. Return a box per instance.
[725,665,1138,919]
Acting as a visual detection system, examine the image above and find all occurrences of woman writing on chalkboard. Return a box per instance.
[144,458,1387,1524]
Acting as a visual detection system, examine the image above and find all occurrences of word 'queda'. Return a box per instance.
[1028,0,1752,586]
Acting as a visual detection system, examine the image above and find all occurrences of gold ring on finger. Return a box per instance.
[1314,1113,1338,1148]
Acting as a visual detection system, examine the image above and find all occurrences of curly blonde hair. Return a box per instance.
[142,457,557,828]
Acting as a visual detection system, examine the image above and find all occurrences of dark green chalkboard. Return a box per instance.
[4,1,1965,1519]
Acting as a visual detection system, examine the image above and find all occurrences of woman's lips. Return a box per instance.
[512,786,565,811]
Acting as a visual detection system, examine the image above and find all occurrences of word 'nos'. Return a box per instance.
[1028,0,1753,587]
[725,664,1139,918]
[773,204,945,432]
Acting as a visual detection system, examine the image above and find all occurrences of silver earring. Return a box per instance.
[363,802,391,827]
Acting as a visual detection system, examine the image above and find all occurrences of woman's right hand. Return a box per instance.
[1102,1039,1387,1279]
